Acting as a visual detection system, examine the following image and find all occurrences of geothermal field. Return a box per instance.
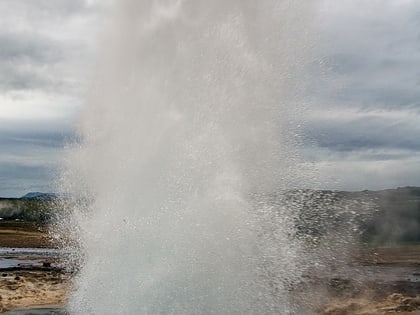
[1,0,420,314]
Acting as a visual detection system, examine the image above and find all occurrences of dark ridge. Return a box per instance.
[20,192,59,200]
[0,187,419,244]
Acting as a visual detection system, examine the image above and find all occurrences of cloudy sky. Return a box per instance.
[0,0,419,197]
[0,0,104,196]
[310,0,420,190]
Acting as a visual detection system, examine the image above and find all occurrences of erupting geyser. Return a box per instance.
[61,1,319,314]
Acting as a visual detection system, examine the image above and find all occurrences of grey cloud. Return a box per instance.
[0,162,56,197]
[302,1,420,190]
[0,32,62,63]
[315,1,420,111]
[0,125,67,197]
[0,0,100,196]
[313,157,420,191]
[307,114,420,153]
[0,0,102,95]
[0,131,71,149]
[323,53,369,75]
[0,118,74,148]
[0,31,66,92]
[0,65,54,92]
[333,84,420,111]
[1,0,420,194]
[0,162,51,181]
[353,152,413,162]
[0,65,43,91]
[0,0,95,18]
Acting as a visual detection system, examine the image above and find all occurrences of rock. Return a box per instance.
[387,293,404,302]
[394,304,414,312]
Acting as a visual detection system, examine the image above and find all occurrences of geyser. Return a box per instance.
[61,1,318,314]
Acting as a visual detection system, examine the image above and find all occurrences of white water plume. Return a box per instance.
[61,1,319,314]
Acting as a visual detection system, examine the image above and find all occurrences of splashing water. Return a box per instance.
[60,1,319,314]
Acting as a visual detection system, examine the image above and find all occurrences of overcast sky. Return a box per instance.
[310,0,420,190]
[0,0,419,197]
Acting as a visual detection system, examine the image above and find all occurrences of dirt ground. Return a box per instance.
[318,246,420,315]
[0,221,54,248]
[0,269,70,312]
[1,221,420,314]
[0,221,70,312]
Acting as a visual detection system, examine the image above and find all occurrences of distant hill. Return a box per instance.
[0,192,61,222]
[21,192,59,200]
[0,188,419,244]
[282,186,420,244]
[359,186,420,243]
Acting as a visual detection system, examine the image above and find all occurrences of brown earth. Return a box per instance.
[0,268,70,312]
[0,221,54,248]
[0,221,70,312]
[318,246,420,315]
[322,293,420,315]
[1,221,420,314]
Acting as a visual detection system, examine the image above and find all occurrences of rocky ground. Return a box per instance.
[0,268,70,313]
[0,221,420,314]
[318,246,420,314]
[322,293,420,315]
[0,221,53,249]
[0,221,71,313]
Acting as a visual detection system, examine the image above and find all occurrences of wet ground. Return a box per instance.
[0,222,71,313]
[0,222,53,249]
[0,247,71,313]
[0,221,420,314]
[315,246,420,314]
[3,309,67,315]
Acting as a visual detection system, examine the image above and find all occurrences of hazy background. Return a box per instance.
[1,0,419,197]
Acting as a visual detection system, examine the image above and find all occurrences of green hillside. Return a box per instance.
[0,197,58,222]
[1,187,420,243]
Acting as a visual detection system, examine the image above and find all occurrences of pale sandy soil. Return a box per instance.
[0,221,70,313]
[0,221,53,249]
[322,293,420,315]
[0,269,70,313]
[318,246,420,314]
[1,221,420,314]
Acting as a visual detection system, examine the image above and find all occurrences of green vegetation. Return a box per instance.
[285,187,420,245]
[1,187,420,244]
[359,187,420,244]
[0,197,59,222]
